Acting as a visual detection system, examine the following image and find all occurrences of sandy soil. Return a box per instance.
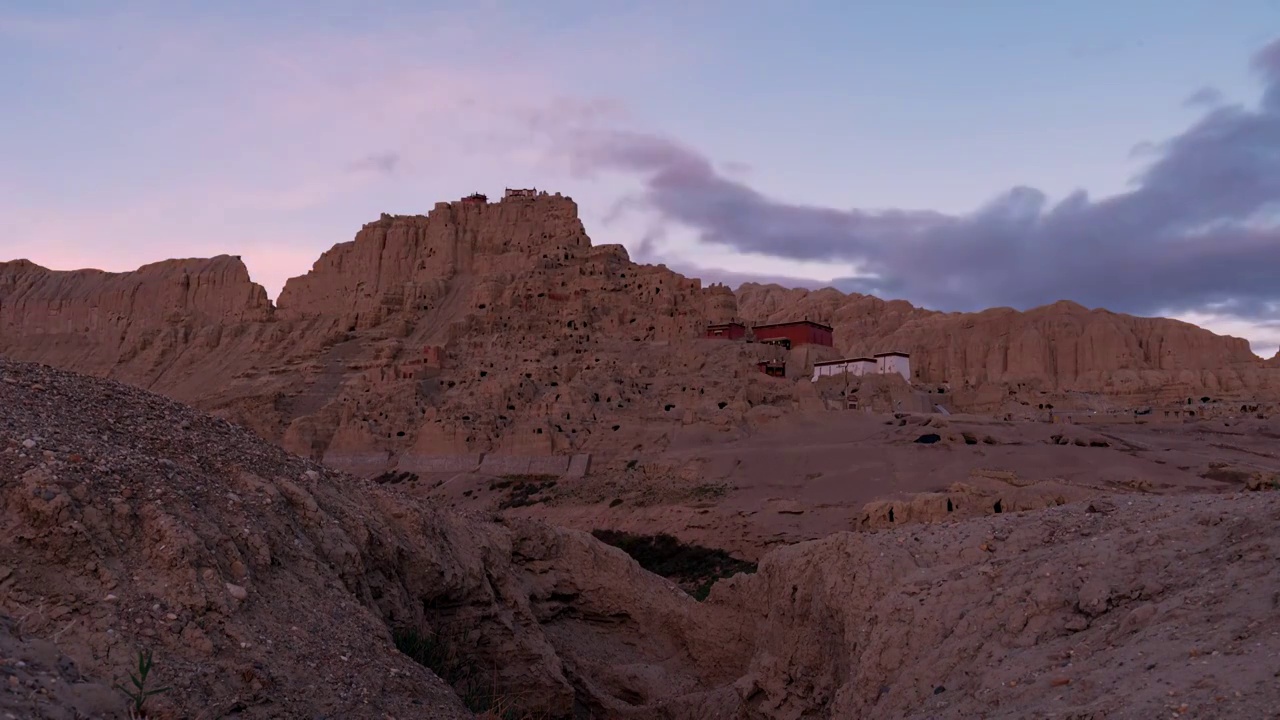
[428,409,1280,562]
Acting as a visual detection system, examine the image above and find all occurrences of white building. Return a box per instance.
[811,358,851,382]
[850,357,876,376]
[811,353,911,383]
[811,356,880,382]
[875,351,911,382]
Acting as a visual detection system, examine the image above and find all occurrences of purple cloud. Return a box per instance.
[1183,86,1224,108]
[347,152,400,175]
[567,38,1280,323]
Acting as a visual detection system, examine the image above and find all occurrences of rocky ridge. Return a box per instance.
[3,358,1279,719]
[0,358,736,719]
[2,193,1277,475]
[737,286,1276,411]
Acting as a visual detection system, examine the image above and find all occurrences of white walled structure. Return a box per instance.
[875,351,911,382]
[850,357,876,376]
[811,355,907,382]
[812,359,850,381]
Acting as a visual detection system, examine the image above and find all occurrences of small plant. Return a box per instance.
[688,482,729,501]
[116,648,170,716]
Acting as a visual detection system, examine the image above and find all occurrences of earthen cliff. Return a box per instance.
[736,285,1276,412]
[2,194,1276,475]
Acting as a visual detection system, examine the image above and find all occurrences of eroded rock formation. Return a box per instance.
[2,194,1277,474]
[0,196,799,474]
[3,359,1278,719]
[737,285,1277,410]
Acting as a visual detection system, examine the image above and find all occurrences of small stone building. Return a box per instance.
[705,322,747,340]
[757,359,786,377]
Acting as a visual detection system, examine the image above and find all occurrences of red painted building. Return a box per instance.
[756,360,786,377]
[705,322,747,340]
[751,320,834,348]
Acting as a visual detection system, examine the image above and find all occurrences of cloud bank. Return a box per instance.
[566,39,1280,340]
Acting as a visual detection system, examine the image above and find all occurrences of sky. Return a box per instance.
[2,1,1279,356]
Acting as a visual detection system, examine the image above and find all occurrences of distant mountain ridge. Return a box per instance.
[2,192,1276,472]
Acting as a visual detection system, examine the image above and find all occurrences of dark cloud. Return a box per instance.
[1183,86,1224,108]
[1257,38,1280,110]
[654,257,837,292]
[347,152,400,175]
[567,38,1280,326]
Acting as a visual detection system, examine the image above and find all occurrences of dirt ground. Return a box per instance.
[429,409,1280,562]
[4,358,1280,719]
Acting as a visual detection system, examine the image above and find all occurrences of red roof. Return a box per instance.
[813,357,876,366]
[751,319,833,332]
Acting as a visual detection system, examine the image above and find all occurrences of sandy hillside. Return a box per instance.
[3,358,1280,719]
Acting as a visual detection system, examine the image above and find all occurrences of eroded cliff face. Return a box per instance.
[0,196,783,474]
[1,195,1276,474]
[277,196,590,325]
[269,197,786,472]
[735,284,1273,405]
[0,255,275,387]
